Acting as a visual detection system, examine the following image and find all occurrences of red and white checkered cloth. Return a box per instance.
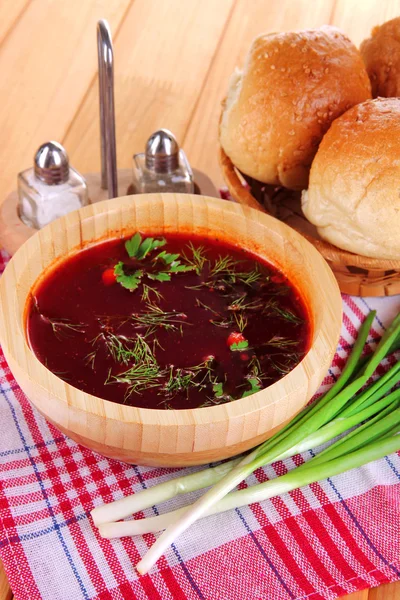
[0,244,400,600]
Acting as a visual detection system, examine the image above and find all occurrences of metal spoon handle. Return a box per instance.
[97,19,118,198]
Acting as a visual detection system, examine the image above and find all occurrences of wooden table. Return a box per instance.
[0,1,399,598]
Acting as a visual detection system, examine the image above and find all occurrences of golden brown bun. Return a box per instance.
[360,18,400,97]
[301,98,400,260]
[219,26,371,191]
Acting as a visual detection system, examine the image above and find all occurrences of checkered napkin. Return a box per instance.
[1,244,400,600]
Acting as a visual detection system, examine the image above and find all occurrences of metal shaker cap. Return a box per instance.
[145,129,179,173]
[34,141,69,184]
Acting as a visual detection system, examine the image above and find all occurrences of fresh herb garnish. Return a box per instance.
[114,234,194,291]
[163,367,199,396]
[154,250,195,275]
[42,316,85,340]
[230,339,249,351]
[141,284,163,304]
[33,296,86,340]
[148,272,172,282]
[114,262,143,291]
[241,377,262,398]
[131,304,189,336]
[262,336,299,349]
[264,300,304,324]
[195,298,221,316]
[233,313,247,333]
[35,233,308,410]
[125,233,166,260]
[228,295,263,312]
[209,317,233,328]
[105,335,163,398]
[212,381,224,397]
[183,243,209,275]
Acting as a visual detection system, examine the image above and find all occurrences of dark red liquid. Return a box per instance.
[27,234,310,409]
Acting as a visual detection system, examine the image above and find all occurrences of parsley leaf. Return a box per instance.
[125,233,166,260]
[148,272,171,282]
[241,377,261,398]
[230,340,249,351]
[114,262,143,291]
[125,233,142,258]
[155,251,180,265]
[116,234,192,291]
[212,381,224,397]
[155,251,195,274]
[169,262,194,273]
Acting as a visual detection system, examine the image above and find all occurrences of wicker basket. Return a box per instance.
[220,148,400,297]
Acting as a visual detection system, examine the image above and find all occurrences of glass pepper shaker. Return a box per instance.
[131,129,194,194]
[17,141,89,229]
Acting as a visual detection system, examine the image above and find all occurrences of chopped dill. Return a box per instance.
[131,304,189,336]
[264,300,304,324]
[261,336,299,349]
[234,312,248,333]
[209,317,233,328]
[105,335,163,398]
[241,377,262,398]
[163,367,198,395]
[44,316,85,340]
[85,350,97,370]
[33,296,86,340]
[228,295,263,312]
[195,298,221,316]
[141,284,163,304]
[269,357,294,375]
[30,235,307,410]
[112,363,162,398]
[210,255,240,278]
[183,243,209,275]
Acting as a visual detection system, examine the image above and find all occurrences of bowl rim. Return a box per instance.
[0,193,342,428]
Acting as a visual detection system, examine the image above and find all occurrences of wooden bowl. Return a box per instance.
[0,193,342,467]
[220,148,400,297]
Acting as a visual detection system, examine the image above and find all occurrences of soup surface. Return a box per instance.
[27,233,310,409]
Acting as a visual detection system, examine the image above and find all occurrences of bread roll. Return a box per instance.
[360,18,400,97]
[301,98,400,260]
[220,26,371,190]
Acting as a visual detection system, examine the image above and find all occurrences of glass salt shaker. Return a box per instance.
[17,141,89,229]
[131,129,194,193]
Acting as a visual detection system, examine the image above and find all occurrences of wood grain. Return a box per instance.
[369,581,400,599]
[63,0,235,179]
[0,0,29,46]
[0,560,12,600]
[332,0,400,45]
[342,582,400,599]
[343,591,370,600]
[0,0,132,200]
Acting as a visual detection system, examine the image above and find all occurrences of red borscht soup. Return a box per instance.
[27,233,310,409]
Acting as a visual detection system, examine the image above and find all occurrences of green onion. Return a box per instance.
[100,432,400,541]
[90,310,400,576]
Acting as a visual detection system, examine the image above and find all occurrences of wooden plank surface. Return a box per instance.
[0,0,400,599]
[0,0,29,46]
[63,0,235,179]
[0,560,12,600]
[332,0,400,45]
[0,0,132,199]
[345,592,370,600]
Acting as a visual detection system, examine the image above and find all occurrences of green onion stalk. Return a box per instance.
[90,311,400,576]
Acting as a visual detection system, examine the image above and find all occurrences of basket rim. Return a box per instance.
[219,147,400,271]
